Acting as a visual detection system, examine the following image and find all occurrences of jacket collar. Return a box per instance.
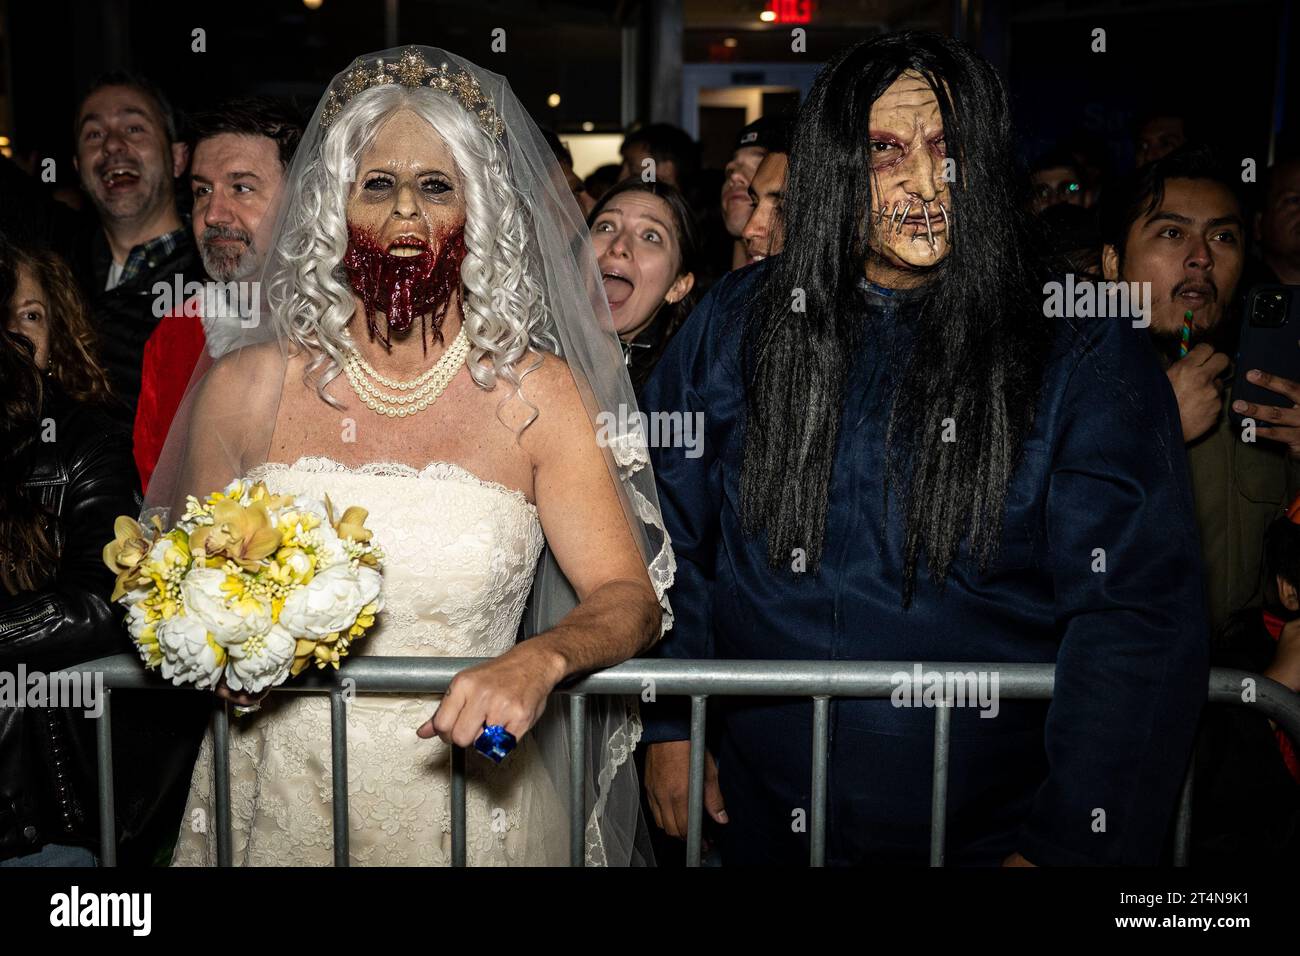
[858,275,930,305]
[21,388,72,486]
[91,224,194,291]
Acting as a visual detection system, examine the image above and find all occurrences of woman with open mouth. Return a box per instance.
[588,179,700,391]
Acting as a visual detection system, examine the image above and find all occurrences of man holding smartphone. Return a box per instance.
[1102,145,1300,635]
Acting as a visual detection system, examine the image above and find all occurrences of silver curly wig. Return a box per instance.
[265,82,555,413]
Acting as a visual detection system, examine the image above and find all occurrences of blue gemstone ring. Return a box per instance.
[474,723,517,764]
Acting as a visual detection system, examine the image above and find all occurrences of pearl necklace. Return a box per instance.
[342,328,471,418]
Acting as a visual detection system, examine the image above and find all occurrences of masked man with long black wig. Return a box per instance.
[640,32,1208,866]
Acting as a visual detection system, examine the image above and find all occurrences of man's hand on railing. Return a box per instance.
[416,641,563,746]
[644,740,728,839]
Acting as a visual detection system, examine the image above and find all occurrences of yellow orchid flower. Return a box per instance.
[324,495,373,544]
[103,515,155,602]
[336,506,373,543]
[189,499,280,571]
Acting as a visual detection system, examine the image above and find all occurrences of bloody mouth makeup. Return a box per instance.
[342,223,467,350]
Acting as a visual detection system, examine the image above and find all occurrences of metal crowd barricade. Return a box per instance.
[70,655,1300,868]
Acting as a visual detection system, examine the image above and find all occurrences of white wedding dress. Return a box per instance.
[171,454,573,866]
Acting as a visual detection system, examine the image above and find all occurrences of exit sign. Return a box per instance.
[766,0,813,23]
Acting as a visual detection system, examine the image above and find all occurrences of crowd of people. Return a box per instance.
[0,27,1298,868]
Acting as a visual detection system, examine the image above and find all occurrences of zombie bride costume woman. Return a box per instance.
[146,47,673,866]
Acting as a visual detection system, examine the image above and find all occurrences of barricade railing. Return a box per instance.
[64,655,1300,867]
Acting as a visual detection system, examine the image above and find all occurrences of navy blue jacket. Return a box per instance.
[640,261,1209,866]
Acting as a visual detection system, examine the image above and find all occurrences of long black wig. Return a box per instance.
[739,31,1053,607]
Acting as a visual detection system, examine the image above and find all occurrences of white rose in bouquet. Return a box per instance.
[157,614,226,690]
[181,566,272,646]
[357,564,383,611]
[226,623,297,694]
[124,597,152,642]
[279,563,374,637]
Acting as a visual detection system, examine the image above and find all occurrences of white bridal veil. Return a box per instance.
[143,46,674,865]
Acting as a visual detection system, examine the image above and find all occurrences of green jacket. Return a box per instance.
[1186,384,1300,637]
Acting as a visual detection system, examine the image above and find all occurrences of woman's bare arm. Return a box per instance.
[422,354,661,746]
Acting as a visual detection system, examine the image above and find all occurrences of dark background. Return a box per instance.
[0,0,1296,190]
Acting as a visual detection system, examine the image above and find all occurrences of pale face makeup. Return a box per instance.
[345,109,467,259]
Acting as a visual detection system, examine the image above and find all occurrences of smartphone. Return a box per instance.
[1229,284,1300,431]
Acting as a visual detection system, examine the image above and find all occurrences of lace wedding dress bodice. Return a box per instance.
[171,455,567,866]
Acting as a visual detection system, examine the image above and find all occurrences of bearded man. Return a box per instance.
[132,98,303,491]
[640,31,1208,866]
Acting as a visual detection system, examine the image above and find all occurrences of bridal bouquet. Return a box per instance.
[103,479,385,694]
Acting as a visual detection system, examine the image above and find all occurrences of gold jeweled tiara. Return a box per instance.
[319,47,505,139]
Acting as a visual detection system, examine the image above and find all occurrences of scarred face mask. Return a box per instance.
[865,71,953,283]
[343,223,466,348]
[341,108,469,350]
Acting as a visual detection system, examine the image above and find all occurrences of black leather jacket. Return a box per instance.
[0,389,206,863]
[68,227,201,431]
